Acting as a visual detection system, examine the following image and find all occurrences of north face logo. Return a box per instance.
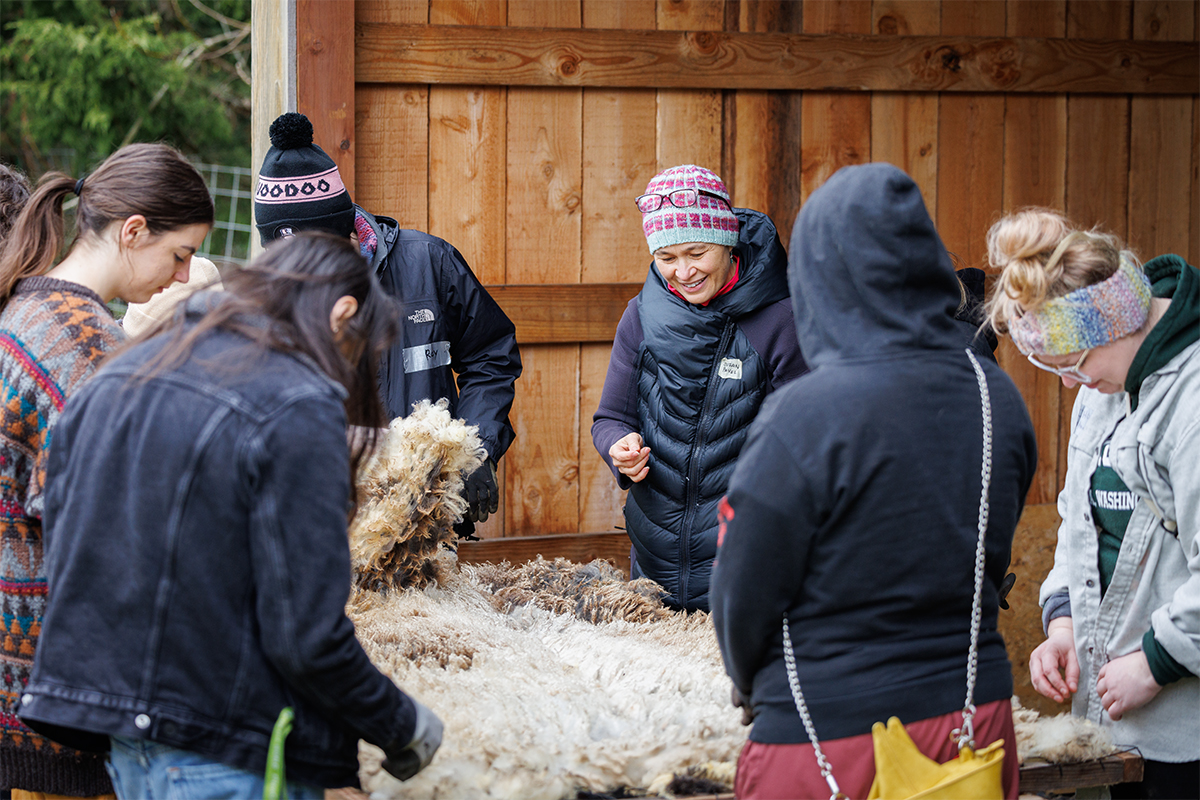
[408,309,435,324]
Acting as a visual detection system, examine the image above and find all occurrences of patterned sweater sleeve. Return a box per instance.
[24,291,124,519]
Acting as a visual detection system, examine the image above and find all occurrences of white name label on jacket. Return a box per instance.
[403,340,452,374]
[718,357,743,380]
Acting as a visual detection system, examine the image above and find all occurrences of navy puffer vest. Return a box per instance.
[626,209,789,611]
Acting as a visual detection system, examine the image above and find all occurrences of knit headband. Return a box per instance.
[1007,250,1152,356]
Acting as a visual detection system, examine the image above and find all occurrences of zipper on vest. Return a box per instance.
[678,320,736,606]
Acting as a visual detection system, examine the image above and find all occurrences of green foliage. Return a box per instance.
[1,0,250,176]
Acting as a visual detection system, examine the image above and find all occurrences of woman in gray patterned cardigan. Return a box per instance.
[0,143,212,798]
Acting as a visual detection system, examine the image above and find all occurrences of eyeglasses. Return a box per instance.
[634,189,730,214]
[1027,349,1093,383]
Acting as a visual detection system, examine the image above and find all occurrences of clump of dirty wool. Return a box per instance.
[1011,698,1116,764]
[473,556,674,624]
[349,398,484,593]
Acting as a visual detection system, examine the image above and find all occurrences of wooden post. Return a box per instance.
[250,0,296,259]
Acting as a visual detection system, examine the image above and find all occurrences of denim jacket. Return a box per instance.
[1040,340,1200,762]
[19,306,417,787]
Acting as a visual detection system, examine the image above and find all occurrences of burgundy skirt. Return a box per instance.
[735,697,1019,800]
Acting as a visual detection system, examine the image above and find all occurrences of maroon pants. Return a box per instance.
[735,698,1019,800]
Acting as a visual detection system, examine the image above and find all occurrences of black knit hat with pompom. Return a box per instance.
[254,112,355,245]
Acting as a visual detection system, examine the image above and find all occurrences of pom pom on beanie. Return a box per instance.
[254,112,355,245]
[640,165,739,254]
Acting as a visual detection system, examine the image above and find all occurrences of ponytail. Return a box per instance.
[0,143,214,309]
[0,173,76,305]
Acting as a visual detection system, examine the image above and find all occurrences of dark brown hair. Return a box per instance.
[0,143,215,306]
[0,164,32,247]
[135,233,399,508]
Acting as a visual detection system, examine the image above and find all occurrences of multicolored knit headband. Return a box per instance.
[1007,248,1152,356]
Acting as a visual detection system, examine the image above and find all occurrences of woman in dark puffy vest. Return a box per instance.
[592,165,807,611]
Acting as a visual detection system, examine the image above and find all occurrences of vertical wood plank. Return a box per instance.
[578,0,658,537]
[297,1,356,195]
[936,2,1005,269]
[354,85,429,230]
[426,0,508,539]
[731,1,803,244]
[428,0,502,25]
[354,0,427,24]
[353,0,428,227]
[505,0,583,537]
[870,0,940,219]
[580,344,627,533]
[656,0,724,172]
[800,1,872,203]
[1000,0,1068,508]
[1129,0,1195,260]
[428,88,506,282]
[1063,0,1131,491]
[429,0,506,284]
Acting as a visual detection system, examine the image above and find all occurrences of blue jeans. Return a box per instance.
[107,736,325,800]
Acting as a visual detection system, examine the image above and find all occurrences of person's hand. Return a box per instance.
[1097,651,1162,721]
[1029,616,1079,704]
[463,459,499,523]
[731,684,755,726]
[382,699,443,782]
[609,432,650,483]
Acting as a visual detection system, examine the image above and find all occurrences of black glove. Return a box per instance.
[731,684,756,726]
[463,459,499,523]
[382,699,443,782]
[998,572,1016,610]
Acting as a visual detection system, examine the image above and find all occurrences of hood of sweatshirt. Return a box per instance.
[787,163,963,368]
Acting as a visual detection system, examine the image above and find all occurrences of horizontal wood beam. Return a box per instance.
[486,283,640,344]
[356,25,1198,95]
[455,531,632,575]
[1018,750,1143,793]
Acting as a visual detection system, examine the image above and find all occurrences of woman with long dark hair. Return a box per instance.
[0,143,213,798]
[18,233,444,798]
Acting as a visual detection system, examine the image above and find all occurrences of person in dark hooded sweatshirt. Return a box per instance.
[592,165,807,612]
[711,163,1037,798]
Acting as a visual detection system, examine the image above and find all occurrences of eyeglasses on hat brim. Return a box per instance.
[634,188,730,213]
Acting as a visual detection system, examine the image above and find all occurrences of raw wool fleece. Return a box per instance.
[1011,698,1116,765]
[345,403,743,798]
[349,557,743,800]
[349,398,484,593]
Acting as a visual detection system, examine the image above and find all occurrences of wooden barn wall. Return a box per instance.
[298,0,1198,543]
[277,0,1200,715]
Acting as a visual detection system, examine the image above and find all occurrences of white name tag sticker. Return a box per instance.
[718,357,743,380]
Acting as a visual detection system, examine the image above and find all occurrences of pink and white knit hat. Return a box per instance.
[640,165,739,254]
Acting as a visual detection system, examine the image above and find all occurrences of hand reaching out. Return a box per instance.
[1029,616,1079,704]
[609,432,650,483]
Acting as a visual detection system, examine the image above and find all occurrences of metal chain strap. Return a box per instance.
[953,348,993,750]
[779,348,994,792]
[781,616,846,800]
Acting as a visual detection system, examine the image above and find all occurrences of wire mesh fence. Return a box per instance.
[192,161,254,267]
